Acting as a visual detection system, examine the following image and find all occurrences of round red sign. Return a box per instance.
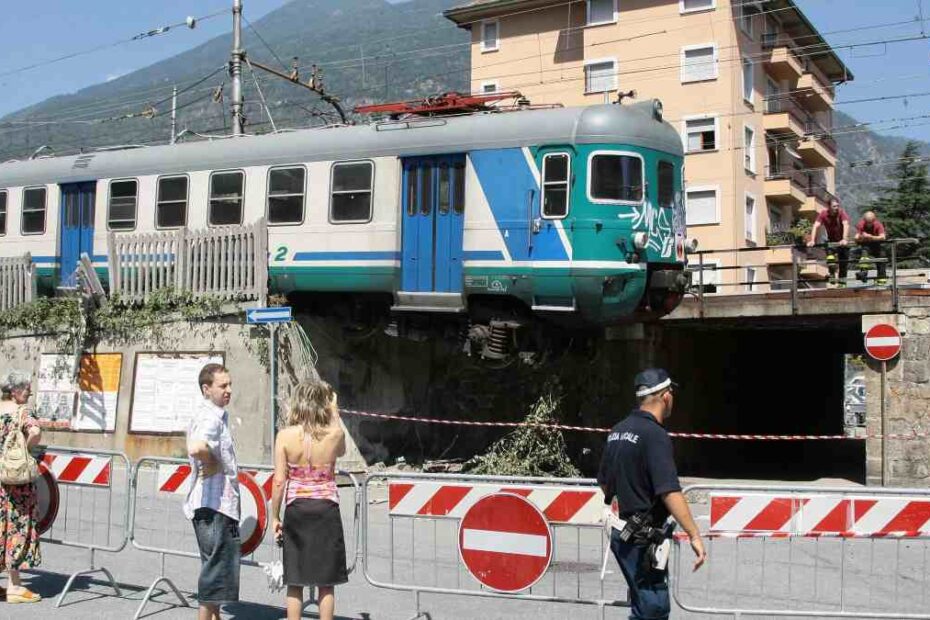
[35,461,60,535]
[865,323,902,361]
[237,471,268,555]
[458,492,552,593]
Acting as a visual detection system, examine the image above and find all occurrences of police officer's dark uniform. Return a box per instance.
[597,369,681,620]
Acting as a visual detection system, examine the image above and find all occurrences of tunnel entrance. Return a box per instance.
[657,318,867,483]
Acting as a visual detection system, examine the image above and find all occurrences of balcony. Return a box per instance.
[763,96,808,139]
[798,118,837,168]
[797,71,835,112]
[762,33,804,81]
[765,166,807,208]
[801,182,835,218]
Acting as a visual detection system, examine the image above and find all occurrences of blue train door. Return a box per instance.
[59,182,96,287]
[401,155,465,292]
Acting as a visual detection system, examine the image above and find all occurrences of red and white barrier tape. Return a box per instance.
[340,408,925,441]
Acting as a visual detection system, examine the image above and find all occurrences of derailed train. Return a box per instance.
[0,99,690,356]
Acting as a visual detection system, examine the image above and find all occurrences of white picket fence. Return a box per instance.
[107,219,268,305]
[0,253,36,311]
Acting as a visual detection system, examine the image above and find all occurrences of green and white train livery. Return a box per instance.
[0,100,689,331]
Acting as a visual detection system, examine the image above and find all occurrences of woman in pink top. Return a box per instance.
[270,380,347,620]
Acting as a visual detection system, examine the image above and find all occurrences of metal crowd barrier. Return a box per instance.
[671,483,930,619]
[38,446,132,608]
[129,456,360,620]
[362,471,627,619]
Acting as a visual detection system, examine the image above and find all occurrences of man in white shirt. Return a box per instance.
[185,363,240,620]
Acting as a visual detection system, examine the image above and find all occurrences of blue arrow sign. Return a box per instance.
[246,307,292,324]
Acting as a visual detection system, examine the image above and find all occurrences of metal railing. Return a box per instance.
[687,238,924,317]
[0,252,36,311]
[806,117,838,153]
[107,218,268,305]
[765,165,809,188]
[764,95,810,126]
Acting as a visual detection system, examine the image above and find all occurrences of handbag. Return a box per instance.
[0,406,39,486]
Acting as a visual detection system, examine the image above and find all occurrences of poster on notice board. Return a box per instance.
[129,352,224,434]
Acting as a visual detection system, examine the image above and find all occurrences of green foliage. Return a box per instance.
[0,297,83,349]
[89,289,225,345]
[864,141,930,267]
[467,392,581,478]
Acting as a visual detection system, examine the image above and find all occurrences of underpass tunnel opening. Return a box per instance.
[659,322,866,483]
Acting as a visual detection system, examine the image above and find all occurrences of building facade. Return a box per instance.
[445,0,851,293]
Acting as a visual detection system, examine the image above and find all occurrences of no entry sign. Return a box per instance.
[865,323,902,361]
[458,492,552,593]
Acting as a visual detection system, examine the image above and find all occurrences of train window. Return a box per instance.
[0,191,6,236]
[331,161,373,223]
[108,179,138,230]
[542,153,570,218]
[267,166,306,225]
[156,176,188,228]
[589,153,643,203]
[406,166,418,216]
[657,161,675,208]
[438,165,450,215]
[209,171,245,226]
[21,187,47,235]
[453,162,465,214]
[420,165,433,215]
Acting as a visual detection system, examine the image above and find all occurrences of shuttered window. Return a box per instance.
[686,188,718,226]
[587,0,616,25]
[585,60,617,93]
[481,20,499,51]
[685,117,717,152]
[680,0,714,12]
[681,45,717,82]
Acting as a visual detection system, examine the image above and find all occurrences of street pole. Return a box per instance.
[231,0,245,136]
[269,322,277,461]
[170,86,178,144]
[881,359,887,486]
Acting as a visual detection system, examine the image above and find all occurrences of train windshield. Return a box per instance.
[590,154,643,203]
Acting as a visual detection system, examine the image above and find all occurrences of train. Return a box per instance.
[0,99,690,358]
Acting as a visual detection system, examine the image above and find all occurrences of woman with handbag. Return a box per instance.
[0,370,42,604]
[270,380,347,620]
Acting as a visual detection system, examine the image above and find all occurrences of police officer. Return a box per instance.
[597,368,706,620]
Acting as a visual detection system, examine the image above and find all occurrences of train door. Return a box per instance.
[401,155,466,293]
[59,182,96,287]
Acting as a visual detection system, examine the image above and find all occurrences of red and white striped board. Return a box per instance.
[155,464,268,554]
[42,453,111,487]
[711,492,930,537]
[388,480,604,525]
[158,465,274,502]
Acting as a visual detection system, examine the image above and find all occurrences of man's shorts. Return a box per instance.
[192,508,241,604]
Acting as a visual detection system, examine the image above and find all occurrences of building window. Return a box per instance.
[481,20,499,52]
[541,153,571,218]
[21,187,46,235]
[739,2,759,38]
[680,0,715,13]
[156,176,188,228]
[685,187,718,226]
[481,81,499,94]
[745,193,757,242]
[657,161,675,209]
[107,179,137,231]
[681,44,718,83]
[589,153,643,203]
[742,58,754,105]
[331,161,374,223]
[268,166,306,225]
[684,116,718,153]
[744,125,757,173]
[745,267,757,292]
[584,59,617,94]
[0,191,6,236]
[209,171,245,226]
[587,0,617,25]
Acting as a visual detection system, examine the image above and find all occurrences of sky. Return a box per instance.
[0,0,928,142]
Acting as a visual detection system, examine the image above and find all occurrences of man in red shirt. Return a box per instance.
[855,210,888,284]
[808,198,851,286]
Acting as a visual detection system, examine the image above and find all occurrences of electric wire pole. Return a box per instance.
[231,0,245,135]
[170,86,178,144]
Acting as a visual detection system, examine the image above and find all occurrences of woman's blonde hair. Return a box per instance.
[286,379,336,437]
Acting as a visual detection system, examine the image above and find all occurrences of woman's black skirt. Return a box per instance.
[283,498,348,587]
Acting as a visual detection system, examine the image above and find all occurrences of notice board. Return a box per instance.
[129,352,224,434]
[34,353,122,432]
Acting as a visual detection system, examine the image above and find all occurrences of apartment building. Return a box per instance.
[444,0,852,292]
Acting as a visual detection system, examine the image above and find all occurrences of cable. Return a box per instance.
[243,15,289,72]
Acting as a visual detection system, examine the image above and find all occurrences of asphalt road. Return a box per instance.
[8,471,927,619]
